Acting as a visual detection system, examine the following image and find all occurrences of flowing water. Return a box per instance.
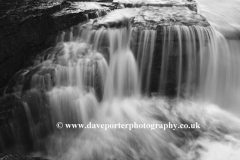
[2,1,240,160]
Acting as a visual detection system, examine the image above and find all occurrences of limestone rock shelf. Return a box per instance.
[92,5,208,29]
[113,0,198,12]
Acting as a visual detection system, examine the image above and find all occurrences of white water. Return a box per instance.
[137,30,156,94]
[159,25,240,114]
[42,21,240,159]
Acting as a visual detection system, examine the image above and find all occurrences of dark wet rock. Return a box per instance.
[0,91,53,152]
[5,64,56,95]
[0,153,48,160]
[0,1,60,16]
[3,45,58,95]
[0,1,65,89]
[0,94,32,152]
[0,1,116,89]
[51,2,111,31]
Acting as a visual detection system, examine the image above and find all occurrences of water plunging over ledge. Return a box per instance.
[1,2,240,160]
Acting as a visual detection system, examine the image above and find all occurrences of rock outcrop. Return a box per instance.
[0,153,47,160]
[0,0,116,91]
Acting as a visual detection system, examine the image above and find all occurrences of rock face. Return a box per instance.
[0,1,115,90]
[0,95,32,151]
[0,153,47,160]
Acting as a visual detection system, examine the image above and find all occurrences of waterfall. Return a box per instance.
[24,21,142,139]
[137,30,156,94]
[103,25,140,99]
[2,3,240,160]
[158,25,240,114]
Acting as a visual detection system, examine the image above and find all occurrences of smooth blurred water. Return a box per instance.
[44,20,240,159]
[194,0,240,114]
[197,0,240,37]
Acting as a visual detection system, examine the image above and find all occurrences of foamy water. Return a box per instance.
[42,97,240,160]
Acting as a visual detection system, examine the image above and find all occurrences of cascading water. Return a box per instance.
[2,2,240,160]
[103,25,140,99]
[195,0,240,114]
[136,30,156,94]
[156,24,240,115]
